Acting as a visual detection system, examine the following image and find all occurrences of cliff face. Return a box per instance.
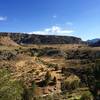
[0,32,82,44]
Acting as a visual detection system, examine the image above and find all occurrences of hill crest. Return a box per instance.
[0,32,82,45]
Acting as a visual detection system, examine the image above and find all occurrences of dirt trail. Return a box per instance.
[51,70,62,92]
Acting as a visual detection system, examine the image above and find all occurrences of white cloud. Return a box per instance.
[0,16,7,21]
[29,26,74,36]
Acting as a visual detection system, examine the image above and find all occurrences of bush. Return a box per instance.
[45,71,52,85]
[94,60,100,79]
[80,91,93,100]
[0,68,24,100]
[54,65,59,71]
[61,75,80,91]
[24,81,38,100]
[61,67,66,74]
[52,76,57,85]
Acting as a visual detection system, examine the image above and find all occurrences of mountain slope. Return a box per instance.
[91,40,100,46]
[87,38,100,46]
[0,32,82,44]
[0,36,19,46]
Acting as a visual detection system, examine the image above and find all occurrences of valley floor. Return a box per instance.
[0,44,100,100]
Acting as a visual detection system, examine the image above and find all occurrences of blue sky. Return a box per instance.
[0,0,100,40]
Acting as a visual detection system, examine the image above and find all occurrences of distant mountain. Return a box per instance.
[0,32,83,45]
[87,38,100,47]
[87,38,100,44]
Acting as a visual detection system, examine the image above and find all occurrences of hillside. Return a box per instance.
[0,42,100,100]
[0,36,19,46]
[0,32,82,45]
[93,40,100,46]
[0,32,100,100]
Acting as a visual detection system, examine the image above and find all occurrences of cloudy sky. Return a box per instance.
[0,0,100,40]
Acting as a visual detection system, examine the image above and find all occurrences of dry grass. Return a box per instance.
[0,43,99,98]
[0,36,19,46]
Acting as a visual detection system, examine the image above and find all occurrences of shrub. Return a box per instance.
[24,81,37,99]
[94,60,100,79]
[52,76,57,85]
[0,68,24,100]
[45,71,52,85]
[80,91,93,100]
[61,75,80,91]
[61,67,66,74]
[54,65,59,71]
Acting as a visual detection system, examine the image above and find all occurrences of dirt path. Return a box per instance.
[51,70,62,92]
